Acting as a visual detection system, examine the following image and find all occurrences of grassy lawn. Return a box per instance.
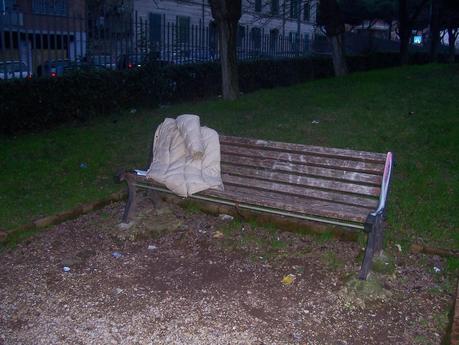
[1,63,458,252]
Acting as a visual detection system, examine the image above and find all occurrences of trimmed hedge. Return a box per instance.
[0,52,430,134]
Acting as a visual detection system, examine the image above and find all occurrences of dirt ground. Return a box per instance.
[0,195,455,345]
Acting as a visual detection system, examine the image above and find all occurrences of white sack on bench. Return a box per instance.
[146,114,224,197]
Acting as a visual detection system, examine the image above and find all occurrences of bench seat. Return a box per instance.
[118,135,393,280]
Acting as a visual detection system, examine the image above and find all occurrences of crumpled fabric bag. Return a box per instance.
[146,114,224,197]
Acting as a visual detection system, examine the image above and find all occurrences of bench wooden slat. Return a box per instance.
[130,174,370,223]
[201,184,370,223]
[221,145,385,174]
[221,154,382,185]
[220,135,387,163]
[221,164,381,197]
[222,174,378,209]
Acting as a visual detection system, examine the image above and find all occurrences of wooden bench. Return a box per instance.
[117,135,393,280]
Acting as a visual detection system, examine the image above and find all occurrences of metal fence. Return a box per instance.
[2,10,425,81]
[1,10,315,80]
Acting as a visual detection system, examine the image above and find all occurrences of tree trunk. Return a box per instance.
[399,0,410,64]
[330,33,348,76]
[429,0,441,62]
[208,0,241,101]
[218,20,239,100]
[399,30,411,64]
[448,28,457,63]
[319,0,348,76]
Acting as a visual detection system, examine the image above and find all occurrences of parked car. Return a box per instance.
[89,55,116,70]
[37,59,72,78]
[0,61,31,80]
[63,63,107,75]
[116,53,147,70]
[116,52,172,70]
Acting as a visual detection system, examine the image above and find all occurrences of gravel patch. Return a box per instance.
[0,196,454,345]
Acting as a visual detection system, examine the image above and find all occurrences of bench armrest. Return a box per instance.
[115,169,145,183]
[371,152,394,217]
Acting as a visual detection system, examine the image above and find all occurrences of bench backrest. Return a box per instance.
[212,135,388,227]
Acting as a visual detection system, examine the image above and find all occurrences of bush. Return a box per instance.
[0,66,164,134]
[0,52,434,135]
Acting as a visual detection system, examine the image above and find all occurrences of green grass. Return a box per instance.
[1,64,458,251]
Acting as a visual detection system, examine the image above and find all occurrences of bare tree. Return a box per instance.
[443,0,459,62]
[208,0,242,100]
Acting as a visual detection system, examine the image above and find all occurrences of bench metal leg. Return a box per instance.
[374,215,384,254]
[359,213,384,280]
[359,227,377,280]
[122,179,137,224]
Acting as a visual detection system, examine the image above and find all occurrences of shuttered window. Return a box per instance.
[255,0,262,12]
[32,0,68,16]
[176,16,190,44]
[303,3,310,21]
[271,0,279,15]
[290,0,298,19]
[149,13,162,47]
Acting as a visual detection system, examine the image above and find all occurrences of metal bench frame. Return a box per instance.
[117,136,393,280]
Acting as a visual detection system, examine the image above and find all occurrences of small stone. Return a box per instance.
[218,214,234,221]
[148,245,157,251]
[112,252,123,259]
[213,231,224,239]
[118,222,135,230]
[63,266,71,272]
[115,288,123,294]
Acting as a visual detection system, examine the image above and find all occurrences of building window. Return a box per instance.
[303,2,310,21]
[303,33,310,51]
[289,31,299,50]
[251,27,261,50]
[269,28,278,51]
[149,13,162,48]
[3,0,16,11]
[271,0,279,15]
[32,0,69,16]
[237,25,245,47]
[290,0,298,19]
[176,16,190,44]
[255,0,262,12]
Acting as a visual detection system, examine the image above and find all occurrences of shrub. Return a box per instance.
[0,52,434,135]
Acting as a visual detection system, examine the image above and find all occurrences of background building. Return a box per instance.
[0,0,86,74]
